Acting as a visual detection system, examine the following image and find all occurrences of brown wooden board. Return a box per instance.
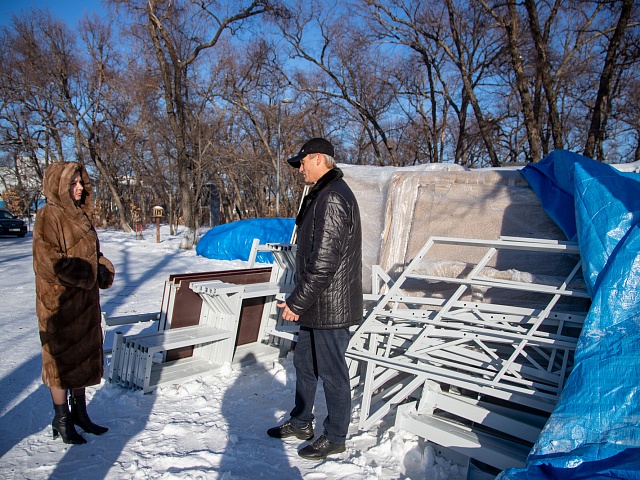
[237,297,266,346]
[164,268,272,361]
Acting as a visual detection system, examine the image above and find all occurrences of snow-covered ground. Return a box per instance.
[0,226,465,480]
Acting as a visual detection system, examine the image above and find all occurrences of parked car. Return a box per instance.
[0,209,28,237]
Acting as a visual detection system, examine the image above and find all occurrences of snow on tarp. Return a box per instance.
[196,218,295,263]
[500,150,640,479]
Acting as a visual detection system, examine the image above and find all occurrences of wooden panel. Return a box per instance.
[236,297,265,346]
[165,268,272,361]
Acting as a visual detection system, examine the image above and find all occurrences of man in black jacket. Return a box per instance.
[267,137,363,460]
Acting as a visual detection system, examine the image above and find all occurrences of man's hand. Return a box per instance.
[277,302,300,322]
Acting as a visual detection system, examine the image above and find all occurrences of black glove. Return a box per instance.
[97,256,115,289]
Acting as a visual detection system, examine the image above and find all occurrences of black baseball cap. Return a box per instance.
[287,138,335,168]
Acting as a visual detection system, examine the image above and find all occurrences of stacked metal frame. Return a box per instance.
[346,236,590,469]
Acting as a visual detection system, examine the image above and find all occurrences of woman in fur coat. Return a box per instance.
[33,162,115,445]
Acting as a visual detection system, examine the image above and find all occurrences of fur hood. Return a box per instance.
[42,161,93,219]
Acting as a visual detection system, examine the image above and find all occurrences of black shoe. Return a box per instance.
[267,420,314,440]
[69,394,108,435]
[52,403,87,445]
[298,435,345,460]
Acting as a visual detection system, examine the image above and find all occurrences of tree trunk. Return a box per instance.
[584,0,634,160]
[524,0,563,151]
[453,95,470,166]
[445,0,501,167]
[91,150,132,232]
[504,0,541,162]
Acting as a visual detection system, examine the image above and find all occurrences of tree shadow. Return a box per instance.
[218,353,303,479]
[0,356,50,457]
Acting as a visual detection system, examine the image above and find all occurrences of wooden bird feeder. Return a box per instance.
[152,205,164,243]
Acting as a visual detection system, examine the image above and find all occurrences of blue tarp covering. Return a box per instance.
[499,150,640,479]
[196,217,295,263]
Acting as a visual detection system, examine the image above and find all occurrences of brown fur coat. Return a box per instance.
[33,162,115,390]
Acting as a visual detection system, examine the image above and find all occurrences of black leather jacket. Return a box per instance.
[286,168,363,329]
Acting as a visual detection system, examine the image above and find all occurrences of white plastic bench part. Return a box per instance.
[105,241,298,393]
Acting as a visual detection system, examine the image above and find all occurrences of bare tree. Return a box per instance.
[279,1,402,166]
[76,15,133,231]
[523,0,563,152]
[360,0,503,166]
[0,14,64,188]
[215,39,283,217]
[112,0,283,248]
[2,0,640,220]
[0,9,134,229]
[479,0,543,162]
[584,0,635,160]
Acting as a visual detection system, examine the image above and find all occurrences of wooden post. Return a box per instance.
[152,206,164,244]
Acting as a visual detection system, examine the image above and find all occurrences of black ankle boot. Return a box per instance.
[70,394,108,435]
[52,403,87,444]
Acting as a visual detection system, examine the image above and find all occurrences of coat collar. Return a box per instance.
[295,168,343,226]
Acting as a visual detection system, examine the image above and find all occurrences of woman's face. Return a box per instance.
[69,172,84,203]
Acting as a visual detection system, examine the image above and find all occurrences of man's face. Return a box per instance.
[299,153,321,184]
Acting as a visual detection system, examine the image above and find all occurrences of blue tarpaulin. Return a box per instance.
[195,217,295,263]
[499,151,640,479]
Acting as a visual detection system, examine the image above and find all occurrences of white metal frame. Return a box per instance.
[107,242,298,393]
[346,236,589,469]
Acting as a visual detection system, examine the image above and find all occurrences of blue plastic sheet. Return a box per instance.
[499,151,640,479]
[196,218,295,263]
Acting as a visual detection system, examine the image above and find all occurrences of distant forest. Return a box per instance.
[1,0,638,247]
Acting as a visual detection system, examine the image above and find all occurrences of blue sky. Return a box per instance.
[0,0,106,27]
